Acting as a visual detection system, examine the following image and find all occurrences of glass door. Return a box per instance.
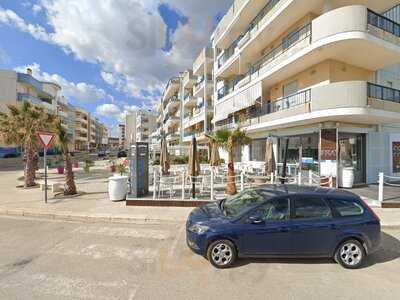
[338,134,366,185]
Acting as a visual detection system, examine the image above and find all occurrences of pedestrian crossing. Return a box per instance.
[0,222,182,300]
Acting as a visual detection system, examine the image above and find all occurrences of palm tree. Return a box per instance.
[213,127,251,195]
[53,118,77,195]
[0,102,54,187]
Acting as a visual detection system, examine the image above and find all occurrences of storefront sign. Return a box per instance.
[320,129,337,160]
[393,141,400,174]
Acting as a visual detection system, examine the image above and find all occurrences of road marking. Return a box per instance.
[48,243,158,263]
[168,223,186,260]
[73,226,170,240]
[0,273,138,300]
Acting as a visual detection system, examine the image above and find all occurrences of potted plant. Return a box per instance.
[109,160,116,173]
[83,156,93,173]
[56,165,64,174]
[108,162,128,201]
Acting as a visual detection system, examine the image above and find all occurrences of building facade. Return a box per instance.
[152,0,400,186]
[122,110,157,150]
[0,68,109,155]
[211,0,400,185]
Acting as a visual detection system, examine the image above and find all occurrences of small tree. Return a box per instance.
[0,102,54,187]
[53,118,77,195]
[213,127,251,195]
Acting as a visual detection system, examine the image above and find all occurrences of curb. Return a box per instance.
[0,209,184,225]
[1,209,400,228]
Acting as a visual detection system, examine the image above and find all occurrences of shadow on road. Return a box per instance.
[233,231,400,268]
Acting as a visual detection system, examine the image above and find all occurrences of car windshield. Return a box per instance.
[221,189,273,218]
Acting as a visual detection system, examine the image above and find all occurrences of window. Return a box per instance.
[294,197,332,219]
[252,198,289,221]
[283,80,299,97]
[329,199,364,217]
[223,190,272,218]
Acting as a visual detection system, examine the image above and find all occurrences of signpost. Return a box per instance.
[36,131,55,203]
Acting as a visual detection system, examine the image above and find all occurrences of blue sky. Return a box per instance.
[0,0,230,136]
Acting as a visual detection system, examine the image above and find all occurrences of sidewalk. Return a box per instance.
[0,166,399,227]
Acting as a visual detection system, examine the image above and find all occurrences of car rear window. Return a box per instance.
[329,198,364,217]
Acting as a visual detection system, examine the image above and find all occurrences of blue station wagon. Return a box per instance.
[186,185,381,269]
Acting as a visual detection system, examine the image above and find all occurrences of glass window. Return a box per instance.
[294,197,332,219]
[223,190,272,218]
[250,139,266,161]
[329,199,364,217]
[252,198,289,221]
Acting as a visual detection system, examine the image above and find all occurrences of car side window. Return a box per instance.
[329,198,364,217]
[294,197,332,219]
[252,198,289,221]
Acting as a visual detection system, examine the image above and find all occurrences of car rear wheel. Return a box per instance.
[207,240,237,269]
[335,239,366,269]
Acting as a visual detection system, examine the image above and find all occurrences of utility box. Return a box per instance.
[128,142,149,198]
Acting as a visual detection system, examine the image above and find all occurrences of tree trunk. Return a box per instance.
[226,149,237,195]
[64,151,77,195]
[24,143,36,188]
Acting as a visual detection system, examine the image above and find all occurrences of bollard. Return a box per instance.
[308,170,312,185]
[153,170,157,200]
[240,171,245,191]
[297,171,302,186]
[378,172,384,203]
[270,172,274,184]
[329,176,333,188]
[210,169,214,201]
[181,172,185,200]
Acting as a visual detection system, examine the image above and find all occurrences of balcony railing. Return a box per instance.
[217,0,283,70]
[17,93,54,111]
[368,83,400,103]
[368,9,400,37]
[252,23,311,75]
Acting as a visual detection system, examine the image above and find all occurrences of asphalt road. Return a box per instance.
[0,216,399,300]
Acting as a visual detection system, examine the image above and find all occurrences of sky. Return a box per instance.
[0,0,231,136]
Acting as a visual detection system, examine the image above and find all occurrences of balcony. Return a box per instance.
[182,70,196,88]
[193,74,213,97]
[183,94,196,108]
[166,132,180,142]
[215,6,400,120]
[162,77,180,102]
[164,96,180,113]
[193,47,213,76]
[216,81,400,133]
[164,114,180,128]
[17,73,53,99]
[215,1,400,78]
[17,93,55,112]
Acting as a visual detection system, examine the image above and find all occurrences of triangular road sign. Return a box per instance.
[37,131,55,150]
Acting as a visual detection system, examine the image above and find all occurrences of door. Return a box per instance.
[239,198,292,255]
[290,196,338,256]
[338,134,366,184]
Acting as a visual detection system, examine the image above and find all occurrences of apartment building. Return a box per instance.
[162,77,182,149]
[136,110,157,143]
[0,68,109,155]
[119,124,126,148]
[181,47,215,148]
[210,0,400,185]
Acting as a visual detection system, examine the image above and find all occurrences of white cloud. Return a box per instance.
[1,1,231,105]
[14,63,113,103]
[32,4,43,15]
[96,103,121,117]
[0,5,52,42]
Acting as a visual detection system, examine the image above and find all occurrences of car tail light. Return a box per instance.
[360,198,380,222]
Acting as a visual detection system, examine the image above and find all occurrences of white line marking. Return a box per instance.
[168,223,186,260]
[73,226,170,240]
[48,243,158,263]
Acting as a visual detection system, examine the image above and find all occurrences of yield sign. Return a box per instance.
[36,131,55,150]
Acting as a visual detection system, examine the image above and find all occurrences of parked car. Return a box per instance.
[98,150,107,157]
[186,185,381,269]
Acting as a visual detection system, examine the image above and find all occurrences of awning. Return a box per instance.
[214,81,262,122]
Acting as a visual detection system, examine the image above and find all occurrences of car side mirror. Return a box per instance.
[248,215,264,225]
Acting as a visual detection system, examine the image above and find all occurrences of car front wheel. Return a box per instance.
[335,239,366,269]
[207,240,237,269]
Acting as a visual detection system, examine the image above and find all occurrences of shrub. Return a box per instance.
[174,155,188,164]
